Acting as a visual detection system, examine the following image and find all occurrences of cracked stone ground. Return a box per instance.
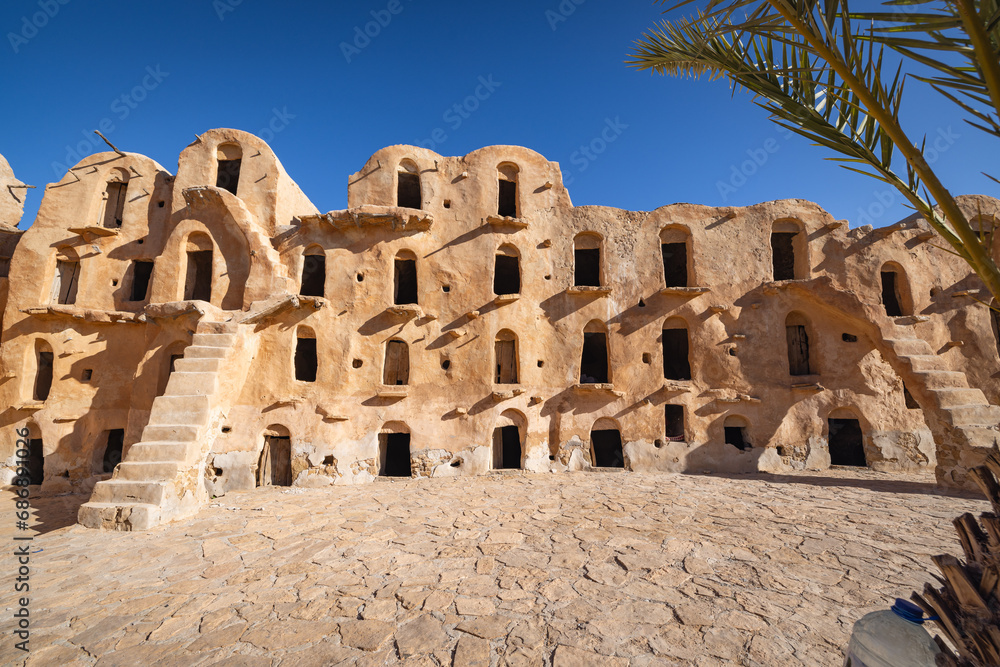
[0,469,987,666]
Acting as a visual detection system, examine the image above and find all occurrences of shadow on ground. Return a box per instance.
[693,469,984,500]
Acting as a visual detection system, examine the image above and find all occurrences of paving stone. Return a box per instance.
[339,620,394,651]
[4,470,987,667]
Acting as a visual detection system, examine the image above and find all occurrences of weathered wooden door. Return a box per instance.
[785,324,811,375]
[495,339,518,384]
[383,340,409,385]
[258,436,291,487]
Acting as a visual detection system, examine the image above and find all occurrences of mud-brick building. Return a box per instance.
[0,128,998,530]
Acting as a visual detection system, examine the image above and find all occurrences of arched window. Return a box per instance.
[771,220,805,281]
[183,233,213,302]
[880,261,912,317]
[379,423,411,477]
[397,160,421,209]
[394,250,418,305]
[723,416,751,451]
[495,329,519,384]
[216,143,242,196]
[32,339,54,401]
[300,245,326,297]
[498,163,519,217]
[383,340,409,385]
[591,418,624,468]
[785,311,815,376]
[574,233,602,287]
[294,326,318,383]
[51,247,80,305]
[257,425,292,487]
[660,226,690,288]
[494,244,521,295]
[580,320,609,383]
[662,318,691,381]
[102,168,130,229]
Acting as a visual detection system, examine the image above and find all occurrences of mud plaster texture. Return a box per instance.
[0,128,998,529]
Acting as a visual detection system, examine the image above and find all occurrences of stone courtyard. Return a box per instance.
[2,469,986,666]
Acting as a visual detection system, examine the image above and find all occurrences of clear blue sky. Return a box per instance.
[1,0,995,229]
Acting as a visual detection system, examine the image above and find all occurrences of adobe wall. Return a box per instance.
[0,131,997,505]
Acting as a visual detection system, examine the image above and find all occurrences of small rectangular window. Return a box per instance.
[574,249,601,287]
[217,159,241,195]
[300,254,326,297]
[498,180,517,217]
[661,242,688,287]
[394,259,418,305]
[881,272,903,316]
[34,351,54,401]
[580,332,608,383]
[771,232,797,281]
[494,255,521,295]
[130,261,154,301]
[397,172,421,209]
[665,405,685,441]
[295,338,318,382]
[662,329,691,380]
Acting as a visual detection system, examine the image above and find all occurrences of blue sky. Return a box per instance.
[1,0,995,229]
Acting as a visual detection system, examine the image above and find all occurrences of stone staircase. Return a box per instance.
[78,320,252,530]
[884,336,1000,487]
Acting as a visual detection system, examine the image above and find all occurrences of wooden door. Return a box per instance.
[786,325,811,375]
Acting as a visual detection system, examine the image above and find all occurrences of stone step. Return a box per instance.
[191,333,236,348]
[148,395,210,426]
[124,442,194,462]
[931,388,990,409]
[886,338,933,356]
[116,461,181,482]
[946,404,1000,427]
[77,502,161,532]
[89,480,167,505]
[141,424,200,442]
[197,320,239,335]
[183,345,228,359]
[913,370,970,390]
[900,354,948,372]
[173,357,222,374]
[164,372,218,397]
